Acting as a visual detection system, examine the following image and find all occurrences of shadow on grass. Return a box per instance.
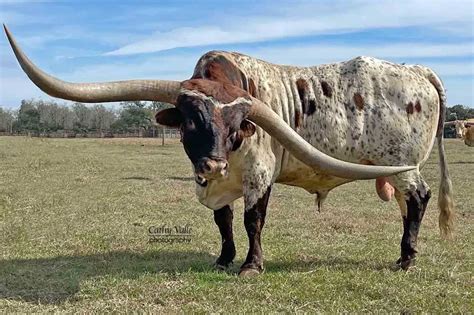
[0,250,215,304]
[168,176,194,182]
[264,257,391,273]
[0,250,393,305]
[426,161,473,165]
[121,176,153,181]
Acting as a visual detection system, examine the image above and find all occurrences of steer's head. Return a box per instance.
[454,120,467,139]
[4,24,416,182]
[155,79,256,185]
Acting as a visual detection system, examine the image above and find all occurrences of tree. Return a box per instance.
[114,101,154,132]
[149,101,173,112]
[16,99,41,133]
[90,105,116,134]
[56,105,75,131]
[72,103,94,132]
[0,107,15,133]
[37,100,61,132]
[446,105,474,121]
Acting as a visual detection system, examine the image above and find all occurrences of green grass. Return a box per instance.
[0,137,472,313]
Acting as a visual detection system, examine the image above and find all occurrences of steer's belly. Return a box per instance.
[275,156,351,193]
[276,157,395,202]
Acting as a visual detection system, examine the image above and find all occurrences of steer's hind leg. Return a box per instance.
[213,204,236,269]
[239,186,272,277]
[392,173,431,270]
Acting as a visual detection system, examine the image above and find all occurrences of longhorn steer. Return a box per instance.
[464,126,474,147]
[5,25,454,275]
[455,120,467,139]
[445,120,468,139]
[445,120,474,146]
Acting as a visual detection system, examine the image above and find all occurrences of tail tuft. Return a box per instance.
[426,68,455,239]
[437,137,454,239]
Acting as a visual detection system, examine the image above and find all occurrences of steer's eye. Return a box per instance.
[228,131,237,142]
[185,119,195,130]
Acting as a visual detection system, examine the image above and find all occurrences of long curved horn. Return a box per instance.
[247,98,416,180]
[4,25,180,104]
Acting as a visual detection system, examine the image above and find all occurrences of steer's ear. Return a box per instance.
[240,119,256,137]
[155,108,183,127]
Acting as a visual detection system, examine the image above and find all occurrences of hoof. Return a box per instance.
[214,261,232,271]
[238,268,262,277]
[394,257,416,271]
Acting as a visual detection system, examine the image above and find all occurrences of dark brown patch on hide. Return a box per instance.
[353,93,364,110]
[308,100,317,115]
[296,79,308,103]
[359,159,374,165]
[406,102,414,115]
[320,81,333,97]
[295,111,302,128]
[296,79,317,116]
[195,53,260,100]
[202,55,246,88]
[415,100,422,113]
[294,79,305,128]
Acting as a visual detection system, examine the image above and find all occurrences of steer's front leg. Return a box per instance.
[239,186,272,277]
[213,204,236,270]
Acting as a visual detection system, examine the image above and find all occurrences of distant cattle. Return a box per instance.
[445,119,474,146]
[464,126,474,146]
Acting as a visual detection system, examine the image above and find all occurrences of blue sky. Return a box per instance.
[0,0,473,108]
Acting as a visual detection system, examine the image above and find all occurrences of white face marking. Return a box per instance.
[215,97,252,109]
[180,89,211,101]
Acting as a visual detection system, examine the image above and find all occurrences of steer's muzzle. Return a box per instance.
[195,158,228,185]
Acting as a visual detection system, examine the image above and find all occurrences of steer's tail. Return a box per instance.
[424,68,455,238]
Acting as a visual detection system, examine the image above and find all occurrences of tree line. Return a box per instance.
[446,105,474,121]
[0,100,472,137]
[0,99,173,136]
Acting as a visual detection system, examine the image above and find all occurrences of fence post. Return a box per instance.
[161,128,165,146]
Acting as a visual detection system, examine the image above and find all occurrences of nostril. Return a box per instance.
[199,159,228,176]
[203,161,212,172]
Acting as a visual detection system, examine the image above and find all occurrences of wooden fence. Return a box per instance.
[0,127,180,140]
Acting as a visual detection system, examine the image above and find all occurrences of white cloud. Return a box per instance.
[105,0,474,56]
[245,43,474,67]
[6,41,474,88]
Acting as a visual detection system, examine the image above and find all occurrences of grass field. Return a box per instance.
[0,137,472,313]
